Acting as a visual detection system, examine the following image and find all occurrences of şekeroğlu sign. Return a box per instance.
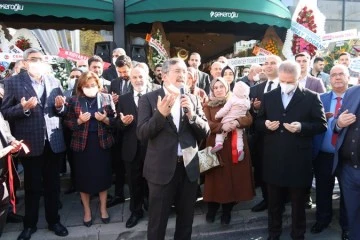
[0,3,24,12]
[290,21,326,50]
[210,11,239,19]
[228,56,267,67]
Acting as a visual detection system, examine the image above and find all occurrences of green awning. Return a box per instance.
[0,0,114,30]
[125,0,291,28]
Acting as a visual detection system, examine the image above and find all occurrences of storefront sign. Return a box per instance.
[322,29,358,44]
[210,11,238,19]
[0,3,24,12]
[0,53,23,62]
[145,34,168,58]
[290,21,325,50]
[9,44,23,54]
[228,56,267,67]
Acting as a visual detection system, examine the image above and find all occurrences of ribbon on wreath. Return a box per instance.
[7,142,29,213]
[231,130,238,164]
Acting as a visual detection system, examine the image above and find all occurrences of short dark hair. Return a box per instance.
[115,55,132,68]
[294,52,310,60]
[313,57,324,64]
[70,67,83,73]
[155,63,163,69]
[88,55,103,67]
[339,52,350,58]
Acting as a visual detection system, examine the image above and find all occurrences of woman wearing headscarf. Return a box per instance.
[203,77,255,225]
[221,65,236,91]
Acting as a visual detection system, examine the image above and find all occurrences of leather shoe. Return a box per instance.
[101,216,110,224]
[107,196,125,208]
[342,230,349,240]
[311,222,328,234]
[48,223,68,237]
[251,200,267,212]
[17,227,37,240]
[126,213,143,228]
[7,212,24,223]
[83,219,92,227]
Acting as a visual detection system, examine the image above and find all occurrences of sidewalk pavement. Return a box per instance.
[1,175,342,240]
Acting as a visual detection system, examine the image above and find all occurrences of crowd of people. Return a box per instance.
[0,47,359,240]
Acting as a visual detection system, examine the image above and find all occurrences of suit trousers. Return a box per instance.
[313,151,348,229]
[111,143,125,197]
[147,161,198,240]
[338,162,360,240]
[21,141,61,228]
[124,145,148,216]
[267,184,307,240]
[0,182,9,235]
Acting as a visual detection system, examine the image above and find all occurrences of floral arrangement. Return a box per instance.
[322,41,353,73]
[15,36,31,51]
[291,7,317,57]
[52,59,74,89]
[282,0,325,59]
[264,39,279,55]
[147,29,167,71]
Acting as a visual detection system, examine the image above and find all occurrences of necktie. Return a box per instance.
[137,93,142,98]
[122,81,128,94]
[331,97,342,146]
[266,81,273,92]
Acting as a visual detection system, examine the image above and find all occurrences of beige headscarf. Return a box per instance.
[208,77,231,107]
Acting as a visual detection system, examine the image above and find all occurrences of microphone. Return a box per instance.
[179,86,188,113]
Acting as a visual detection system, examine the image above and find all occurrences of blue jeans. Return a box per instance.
[339,163,360,240]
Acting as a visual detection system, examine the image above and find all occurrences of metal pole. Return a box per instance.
[113,0,125,48]
[342,0,345,30]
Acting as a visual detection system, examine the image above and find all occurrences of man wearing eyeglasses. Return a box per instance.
[1,48,68,240]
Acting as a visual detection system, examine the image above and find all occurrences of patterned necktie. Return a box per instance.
[266,81,273,92]
[331,97,342,146]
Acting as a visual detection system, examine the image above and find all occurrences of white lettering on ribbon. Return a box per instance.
[228,56,267,67]
[290,21,325,50]
[0,3,24,12]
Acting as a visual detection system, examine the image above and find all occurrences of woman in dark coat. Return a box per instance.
[203,77,255,225]
[64,71,116,227]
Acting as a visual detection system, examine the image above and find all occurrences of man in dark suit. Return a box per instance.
[88,56,111,93]
[137,58,210,240]
[117,66,159,228]
[107,55,133,208]
[295,52,326,94]
[188,52,211,95]
[249,55,281,212]
[331,71,360,240]
[1,48,68,240]
[256,60,327,240]
[311,64,349,239]
[102,48,126,81]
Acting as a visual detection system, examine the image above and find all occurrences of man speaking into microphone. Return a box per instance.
[137,58,210,240]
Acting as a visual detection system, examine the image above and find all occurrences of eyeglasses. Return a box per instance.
[70,75,81,79]
[330,72,345,78]
[26,57,43,63]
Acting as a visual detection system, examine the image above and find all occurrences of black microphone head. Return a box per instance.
[179,86,185,95]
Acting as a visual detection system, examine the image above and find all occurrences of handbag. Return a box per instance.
[198,147,220,173]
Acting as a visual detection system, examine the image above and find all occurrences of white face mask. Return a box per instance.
[78,66,88,72]
[280,82,296,94]
[253,74,260,81]
[27,62,46,78]
[112,57,117,65]
[82,86,98,97]
[67,78,76,90]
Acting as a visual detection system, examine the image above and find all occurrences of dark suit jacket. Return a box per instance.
[332,85,360,173]
[64,93,116,152]
[110,78,133,97]
[102,65,118,82]
[137,88,210,185]
[117,92,147,162]
[1,72,66,156]
[305,75,325,94]
[312,91,332,159]
[197,70,210,95]
[255,87,327,187]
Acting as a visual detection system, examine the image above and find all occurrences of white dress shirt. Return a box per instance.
[264,78,279,93]
[133,90,146,107]
[298,76,307,89]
